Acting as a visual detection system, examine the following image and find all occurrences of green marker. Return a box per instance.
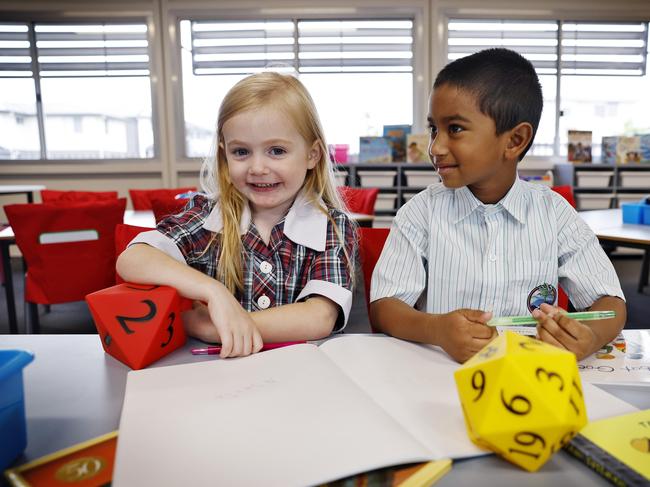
[487,310,616,327]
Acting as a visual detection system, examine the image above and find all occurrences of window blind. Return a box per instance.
[189,18,414,75]
[448,19,648,76]
[190,20,295,75]
[297,20,413,73]
[0,23,32,77]
[34,22,149,77]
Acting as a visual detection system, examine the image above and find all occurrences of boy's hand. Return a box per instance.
[206,287,263,358]
[437,309,496,363]
[533,303,598,361]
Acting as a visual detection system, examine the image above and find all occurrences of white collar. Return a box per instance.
[202,189,329,251]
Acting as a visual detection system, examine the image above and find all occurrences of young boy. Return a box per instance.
[369,48,626,363]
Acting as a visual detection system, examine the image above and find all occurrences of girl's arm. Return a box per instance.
[116,244,262,357]
[249,296,339,342]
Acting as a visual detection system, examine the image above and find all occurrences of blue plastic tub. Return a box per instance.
[0,350,34,471]
[621,202,647,224]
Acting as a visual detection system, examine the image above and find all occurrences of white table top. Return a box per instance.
[579,208,650,246]
[0,185,45,194]
[0,331,648,486]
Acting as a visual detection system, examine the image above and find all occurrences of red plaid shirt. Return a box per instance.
[132,192,356,329]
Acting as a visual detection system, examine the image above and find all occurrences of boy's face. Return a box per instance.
[427,84,517,203]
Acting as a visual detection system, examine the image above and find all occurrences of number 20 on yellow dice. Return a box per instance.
[454,331,587,472]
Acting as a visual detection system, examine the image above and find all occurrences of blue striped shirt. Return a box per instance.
[370,177,624,316]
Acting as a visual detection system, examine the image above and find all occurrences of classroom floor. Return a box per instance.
[0,255,647,335]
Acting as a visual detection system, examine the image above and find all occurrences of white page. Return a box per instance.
[320,335,484,459]
[113,344,432,487]
[319,335,638,459]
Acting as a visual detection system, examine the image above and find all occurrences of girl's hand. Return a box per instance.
[182,301,221,343]
[436,309,496,363]
[206,286,263,358]
[533,303,598,361]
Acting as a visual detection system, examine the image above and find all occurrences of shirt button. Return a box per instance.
[489,254,497,262]
[257,295,271,309]
[260,261,273,274]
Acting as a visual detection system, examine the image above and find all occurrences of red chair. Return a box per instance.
[551,185,577,310]
[5,198,127,333]
[551,185,576,210]
[337,186,380,215]
[129,187,196,211]
[150,195,190,224]
[358,228,390,321]
[41,189,118,203]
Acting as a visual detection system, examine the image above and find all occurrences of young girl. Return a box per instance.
[116,72,356,358]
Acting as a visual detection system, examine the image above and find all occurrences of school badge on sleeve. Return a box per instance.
[454,331,587,472]
[527,283,557,312]
[85,283,187,370]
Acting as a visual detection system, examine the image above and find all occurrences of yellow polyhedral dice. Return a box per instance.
[454,331,588,472]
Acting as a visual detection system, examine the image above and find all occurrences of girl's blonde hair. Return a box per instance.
[199,71,352,293]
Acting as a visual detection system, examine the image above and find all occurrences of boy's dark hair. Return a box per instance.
[433,48,543,160]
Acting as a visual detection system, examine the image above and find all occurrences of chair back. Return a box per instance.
[41,189,118,203]
[115,223,153,283]
[338,186,380,215]
[551,185,576,310]
[358,228,390,316]
[129,187,196,210]
[551,185,576,209]
[5,199,127,305]
[150,195,190,223]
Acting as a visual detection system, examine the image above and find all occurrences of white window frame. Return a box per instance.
[163,4,429,166]
[434,6,650,162]
[0,9,164,166]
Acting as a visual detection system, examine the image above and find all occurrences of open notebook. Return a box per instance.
[113,335,637,487]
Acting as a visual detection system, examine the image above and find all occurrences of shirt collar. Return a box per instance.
[202,189,328,251]
[452,176,527,225]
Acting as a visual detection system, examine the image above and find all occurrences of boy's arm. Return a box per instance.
[117,244,262,358]
[535,296,626,360]
[370,297,496,363]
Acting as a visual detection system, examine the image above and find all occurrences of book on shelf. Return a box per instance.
[617,136,642,164]
[564,408,650,486]
[383,124,412,162]
[640,134,650,163]
[112,335,637,486]
[406,133,430,163]
[601,136,618,165]
[568,130,593,163]
[359,136,392,163]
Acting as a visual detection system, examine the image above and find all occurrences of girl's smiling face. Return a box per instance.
[222,106,318,220]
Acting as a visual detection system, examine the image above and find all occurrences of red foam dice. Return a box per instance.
[86,283,187,369]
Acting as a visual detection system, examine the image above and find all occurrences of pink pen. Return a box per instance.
[191,340,306,355]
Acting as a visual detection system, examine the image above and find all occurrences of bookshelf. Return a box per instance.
[337,160,558,227]
[555,163,650,210]
[335,163,438,227]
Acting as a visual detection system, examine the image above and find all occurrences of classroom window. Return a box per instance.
[447,19,649,159]
[0,20,154,160]
[180,18,414,158]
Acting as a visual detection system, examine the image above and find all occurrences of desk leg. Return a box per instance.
[639,249,650,293]
[1,242,18,334]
